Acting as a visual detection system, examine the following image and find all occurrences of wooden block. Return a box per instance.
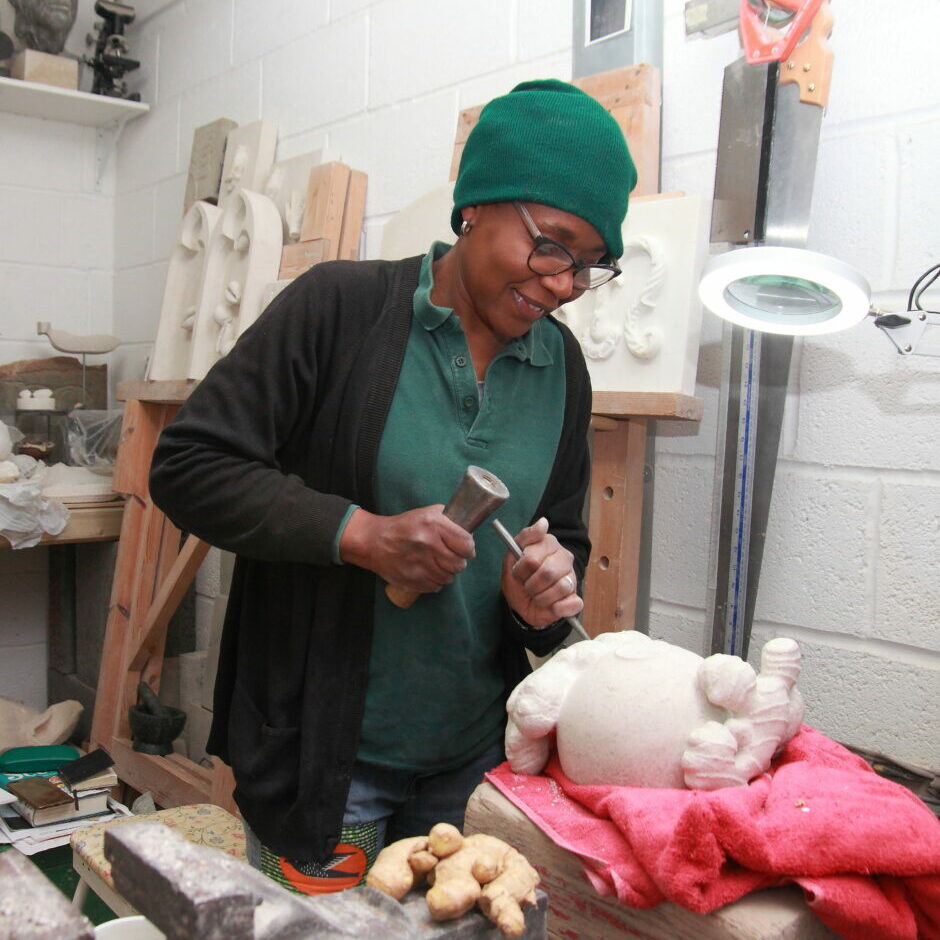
[583,416,646,636]
[11,49,78,89]
[299,161,351,246]
[464,782,842,940]
[338,169,368,261]
[278,238,332,280]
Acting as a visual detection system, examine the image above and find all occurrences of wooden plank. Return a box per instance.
[582,417,647,636]
[130,534,210,672]
[116,380,197,405]
[338,169,368,261]
[592,391,703,421]
[299,161,351,248]
[112,402,178,497]
[108,737,214,809]
[90,493,152,750]
[0,502,124,549]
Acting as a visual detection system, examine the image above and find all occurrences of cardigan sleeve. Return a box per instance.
[149,277,354,566]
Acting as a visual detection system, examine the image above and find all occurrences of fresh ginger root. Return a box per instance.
[367,824,539,937]
[365,835,433,900]
[426,832,539,938]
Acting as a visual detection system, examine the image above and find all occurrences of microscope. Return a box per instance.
[84,0,140,100]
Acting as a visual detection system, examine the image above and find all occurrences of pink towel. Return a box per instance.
[486,726,940,940]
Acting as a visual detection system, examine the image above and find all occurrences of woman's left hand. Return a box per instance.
[500,517,584,628]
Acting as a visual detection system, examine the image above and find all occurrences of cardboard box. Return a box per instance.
[11,49,78,90]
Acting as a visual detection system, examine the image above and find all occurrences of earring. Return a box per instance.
[460,220,472,236]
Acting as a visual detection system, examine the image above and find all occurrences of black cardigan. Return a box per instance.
[149,255,592,860]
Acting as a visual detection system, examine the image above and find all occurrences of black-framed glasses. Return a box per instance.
[514,202,621,290]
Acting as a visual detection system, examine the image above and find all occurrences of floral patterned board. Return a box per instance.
[70,803,245,887]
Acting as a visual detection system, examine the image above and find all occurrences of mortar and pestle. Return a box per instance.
[129,682,186,756]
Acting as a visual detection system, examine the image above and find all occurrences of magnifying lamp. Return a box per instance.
[697,246,872,336]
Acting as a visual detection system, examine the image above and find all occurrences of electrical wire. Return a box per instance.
[908,261,940,311]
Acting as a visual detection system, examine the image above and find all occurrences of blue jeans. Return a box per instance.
[244,739,505,869]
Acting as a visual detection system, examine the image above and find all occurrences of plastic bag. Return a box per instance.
[66,409,123,473]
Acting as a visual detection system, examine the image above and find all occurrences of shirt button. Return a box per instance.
[463,396,475,408]
[454,355,467,367]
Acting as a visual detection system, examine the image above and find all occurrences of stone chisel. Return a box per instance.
[491,518,592,643]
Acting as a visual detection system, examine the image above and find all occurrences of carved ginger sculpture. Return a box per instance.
[506,631,804,790]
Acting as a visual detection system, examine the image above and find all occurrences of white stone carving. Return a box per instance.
[148,201,221,381]
[380,182,456,260]
[187,189,283,380]
[506,631,804,790]
[217,120,278,212]
[264,148,342,244]
[556,195,711,397]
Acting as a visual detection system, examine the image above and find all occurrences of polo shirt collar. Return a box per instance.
[414,242,555,367]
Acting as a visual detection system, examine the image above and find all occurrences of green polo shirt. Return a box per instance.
[355,242,567,771]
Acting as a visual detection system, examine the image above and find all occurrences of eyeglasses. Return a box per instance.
[514,202,621,291]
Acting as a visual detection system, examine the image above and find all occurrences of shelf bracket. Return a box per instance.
[96,116,130,188]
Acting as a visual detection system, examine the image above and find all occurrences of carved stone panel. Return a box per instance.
[184,118,238,213]
[188,190,283,380]
[556,194,711,397]
[148,201,221,381]
[264,147,341,244]
[216,120,278,212]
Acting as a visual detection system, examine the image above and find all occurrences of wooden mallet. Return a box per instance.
[385,465,509,609]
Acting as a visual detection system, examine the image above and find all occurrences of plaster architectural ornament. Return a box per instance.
[9,0,77,54]
[556,194,711,397]
[187,189,283,380]
[505,631,804,790]
[380,181,457,260]
[217,120,278,211]
[148,201,221,381]
[264,147,342,244]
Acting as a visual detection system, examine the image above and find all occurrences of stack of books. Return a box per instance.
[0,748,130,855]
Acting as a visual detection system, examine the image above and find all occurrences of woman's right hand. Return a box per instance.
[339,506,476,594]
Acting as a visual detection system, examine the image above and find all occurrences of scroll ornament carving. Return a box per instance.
[575,235,665,363]
[505,631,804,790]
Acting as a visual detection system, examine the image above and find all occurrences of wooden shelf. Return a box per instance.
[0,75,148,127]
[0,499,125,549]
[592,391,703,421]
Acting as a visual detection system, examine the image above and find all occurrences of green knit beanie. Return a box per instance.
[451,78,637,258]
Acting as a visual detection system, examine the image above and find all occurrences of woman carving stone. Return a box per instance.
[150,79,636,895]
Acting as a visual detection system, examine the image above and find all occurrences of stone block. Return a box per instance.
[0,849,94,940]
[11,49,78,89]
